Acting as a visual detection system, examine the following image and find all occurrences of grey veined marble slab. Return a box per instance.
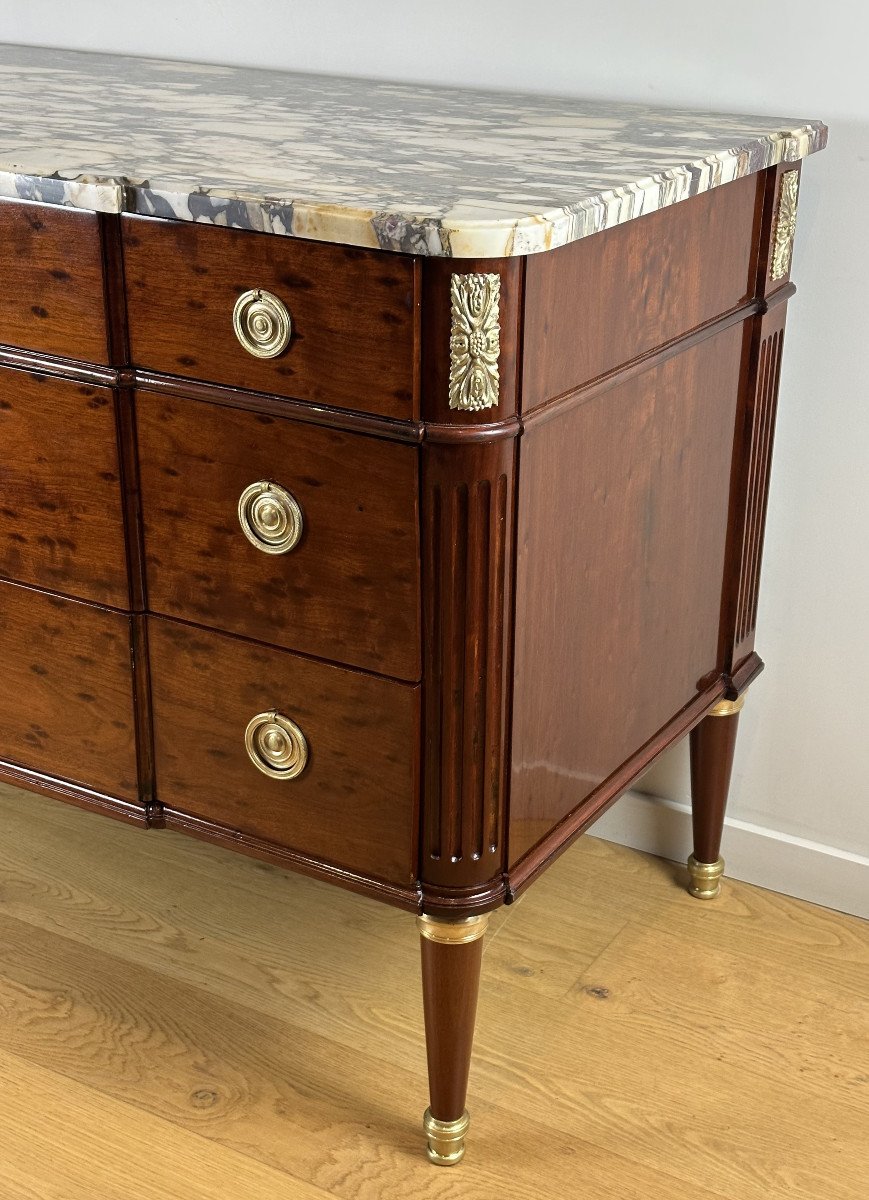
[0,44,826,258]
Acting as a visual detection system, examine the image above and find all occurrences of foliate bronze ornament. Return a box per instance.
[232,287,292,358]
[448,272,501,411]
[770,170,799,281]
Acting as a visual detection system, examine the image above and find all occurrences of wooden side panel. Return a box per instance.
[122,216,417,420]
[136,391,420,680]
[509,325,746,865]
[522,174,762,409]
[0,581,138,800]
[0,368,129,607]
[0,200,108,363]
[149,618,420,886]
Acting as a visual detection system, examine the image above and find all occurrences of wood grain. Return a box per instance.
[2,781,867,1199]
[522,172,761,409]
[136,391,420,680]
[0,199,109,364]
[0,367,129,607]
[148,616,420,886]
[0,1051,332,1200]
[0,581,138,800]
[509,325,746,866]
[122,215,417,420]
[420,927,485,1121]
[690,707,741,865]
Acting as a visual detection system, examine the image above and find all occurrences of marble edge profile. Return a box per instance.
[0,121,827,259]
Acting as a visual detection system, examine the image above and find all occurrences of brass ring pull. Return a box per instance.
[238,480,303,555]
[232,288,292,358]
[244,711,308,780]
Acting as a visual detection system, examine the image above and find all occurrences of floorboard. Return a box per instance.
[0,783,866,1198]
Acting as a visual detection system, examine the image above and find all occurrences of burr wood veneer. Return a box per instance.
[0,88,823,1166]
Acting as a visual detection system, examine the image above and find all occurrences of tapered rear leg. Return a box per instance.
[688,695,745,898]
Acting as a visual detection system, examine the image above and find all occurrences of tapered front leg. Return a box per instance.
[417,913,488,1165]
[688,695,745,898]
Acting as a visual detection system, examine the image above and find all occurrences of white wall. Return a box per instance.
[2,1,866,912]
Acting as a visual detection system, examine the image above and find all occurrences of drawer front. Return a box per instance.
[0,581,138,800]
[0,200,108,363]
[122,217,417,420]
[137,393,420,680]
[149,618,419,885]
[0,368,129,607]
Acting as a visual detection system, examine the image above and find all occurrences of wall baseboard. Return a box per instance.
[592,790,869,921]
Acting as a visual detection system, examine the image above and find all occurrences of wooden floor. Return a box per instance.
[0,783,867,1199]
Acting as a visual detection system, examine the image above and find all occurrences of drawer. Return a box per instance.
[122,216,417,420]
[0,580,138,800]
[0,368,129,607]
[137,392,420,680]
[0,200,109,363]
[149,618,419,886]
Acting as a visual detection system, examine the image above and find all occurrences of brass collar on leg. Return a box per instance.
[687,855,725,899]
[417,914,489,944]
[708,695,746,718]
[423,1108,470,1166]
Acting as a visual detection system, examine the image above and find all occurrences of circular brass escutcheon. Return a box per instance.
[238,480,303,555]
[232,288,292,358]
[244,711,308,780]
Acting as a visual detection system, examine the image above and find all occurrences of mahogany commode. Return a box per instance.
[0,45,826,1167]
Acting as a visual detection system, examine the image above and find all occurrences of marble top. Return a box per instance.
[0,44,826,259]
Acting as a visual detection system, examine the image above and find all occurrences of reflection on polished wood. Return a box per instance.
[510,327,743,865]
[0,369,129,607]
[0,201,110,363]
[0,142,824,1165]
[136,390,421,680]
[1,781,867,1198]
[122,215,417,419]
[148,617,420,886]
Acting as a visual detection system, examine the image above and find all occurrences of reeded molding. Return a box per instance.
[733,319,785,658]
[420,436,515,891]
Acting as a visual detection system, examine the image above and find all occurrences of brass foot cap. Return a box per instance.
[423,1107,469,1166]
[687,855,725,900]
